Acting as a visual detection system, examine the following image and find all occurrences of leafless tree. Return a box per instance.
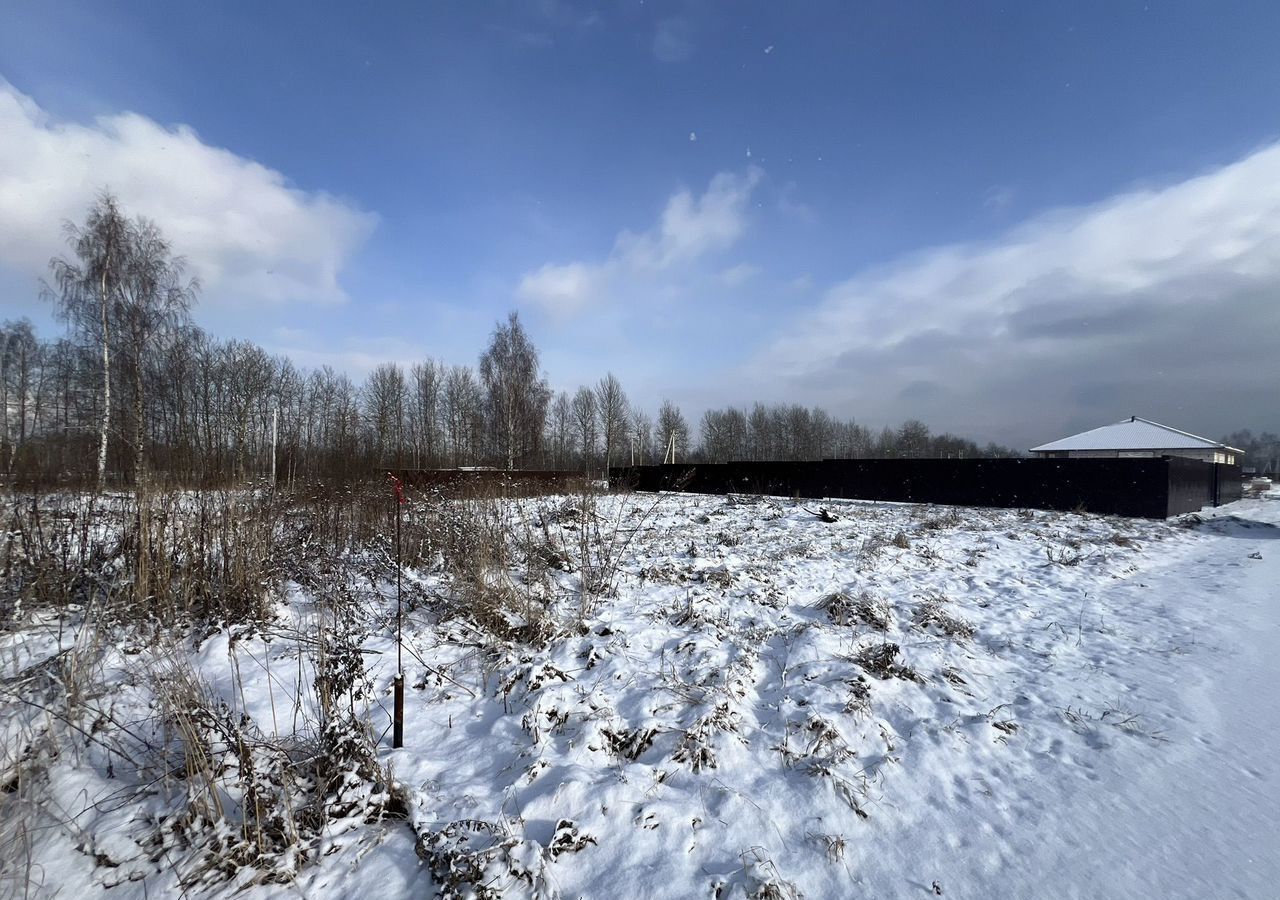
[629,409,653,465]
[811,407,833,460]
[748,402,772,461]
[700,407,749,462]
[1,320,41,472]
[114,218,196,487]
[363,363,407,466]
[46,194,195,488]
[548,391,574,469]
[571,387,598,473]
[478,312,551,469]
[47,192,132,488]
[223,341,275,478]
[656,399,689,464]
[443,365,482,467]
[410,360,444,467]
[595,373,628,471]
[898,419,931,458]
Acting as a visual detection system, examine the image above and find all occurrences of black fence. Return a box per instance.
[1167,457,1243,512]
[389,468,587,496]
[610,458,1244,519]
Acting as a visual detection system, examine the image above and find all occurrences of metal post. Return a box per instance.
[392,476,405,748]
[392,673,404,748]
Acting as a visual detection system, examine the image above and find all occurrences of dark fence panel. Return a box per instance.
[389,469,587,496]
[1216,463,1244,506]
[1164,459,1244,514]
[1166,457,1214,515]
[611,457,1237,519]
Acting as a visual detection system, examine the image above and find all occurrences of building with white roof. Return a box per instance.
[1030,417,1240,464]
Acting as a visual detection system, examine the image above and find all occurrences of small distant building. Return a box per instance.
[1030,416,1240,465]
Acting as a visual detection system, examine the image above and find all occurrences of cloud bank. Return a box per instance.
[0,81,375,305]
[755,144,1280,446]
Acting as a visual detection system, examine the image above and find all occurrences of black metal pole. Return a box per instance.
[392,673,404,748]
[392,483,405,749]
[396,491,403,671]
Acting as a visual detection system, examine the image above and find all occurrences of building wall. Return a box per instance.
[1034,448,1235,464]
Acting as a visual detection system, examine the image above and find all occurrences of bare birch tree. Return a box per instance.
[47,192,131,488]
[0,321,39,472]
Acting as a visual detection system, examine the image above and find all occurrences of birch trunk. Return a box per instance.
[1,332,10,474]
[98,264,111,491]
[132,348,146,491]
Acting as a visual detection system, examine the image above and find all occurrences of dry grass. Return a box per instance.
[913,595,975,639]
[0,481,511,889]
[852,641,923,683]
[815,590,893,630]
[0,475,669,889]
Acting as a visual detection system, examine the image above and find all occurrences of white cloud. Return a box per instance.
[519,168,762,316]
[517,261,600,316]
[754,143,1280,444]
[267,332,428,378]
[615,168,762,271]
[0,81,376,305]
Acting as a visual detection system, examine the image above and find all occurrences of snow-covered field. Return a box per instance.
[3,489,1278,899]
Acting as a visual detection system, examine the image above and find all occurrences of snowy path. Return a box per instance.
[1039,501,1280,899]
[860,497,1280,899]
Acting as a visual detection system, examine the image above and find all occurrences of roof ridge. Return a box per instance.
[1126,416,1219,445]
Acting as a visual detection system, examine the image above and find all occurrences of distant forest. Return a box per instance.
[1222,431,1280,475]
[9,191,1234,488]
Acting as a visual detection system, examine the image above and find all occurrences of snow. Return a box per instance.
[4,489,1279,898]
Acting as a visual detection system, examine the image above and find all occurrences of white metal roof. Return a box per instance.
[1030,417,1241,453]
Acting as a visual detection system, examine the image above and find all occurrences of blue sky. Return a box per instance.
[3,1,1280,447]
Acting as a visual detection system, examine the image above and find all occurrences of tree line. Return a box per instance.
[697,406,1016,463]
[1221,430,1280,475]
[2,192,1022,487]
